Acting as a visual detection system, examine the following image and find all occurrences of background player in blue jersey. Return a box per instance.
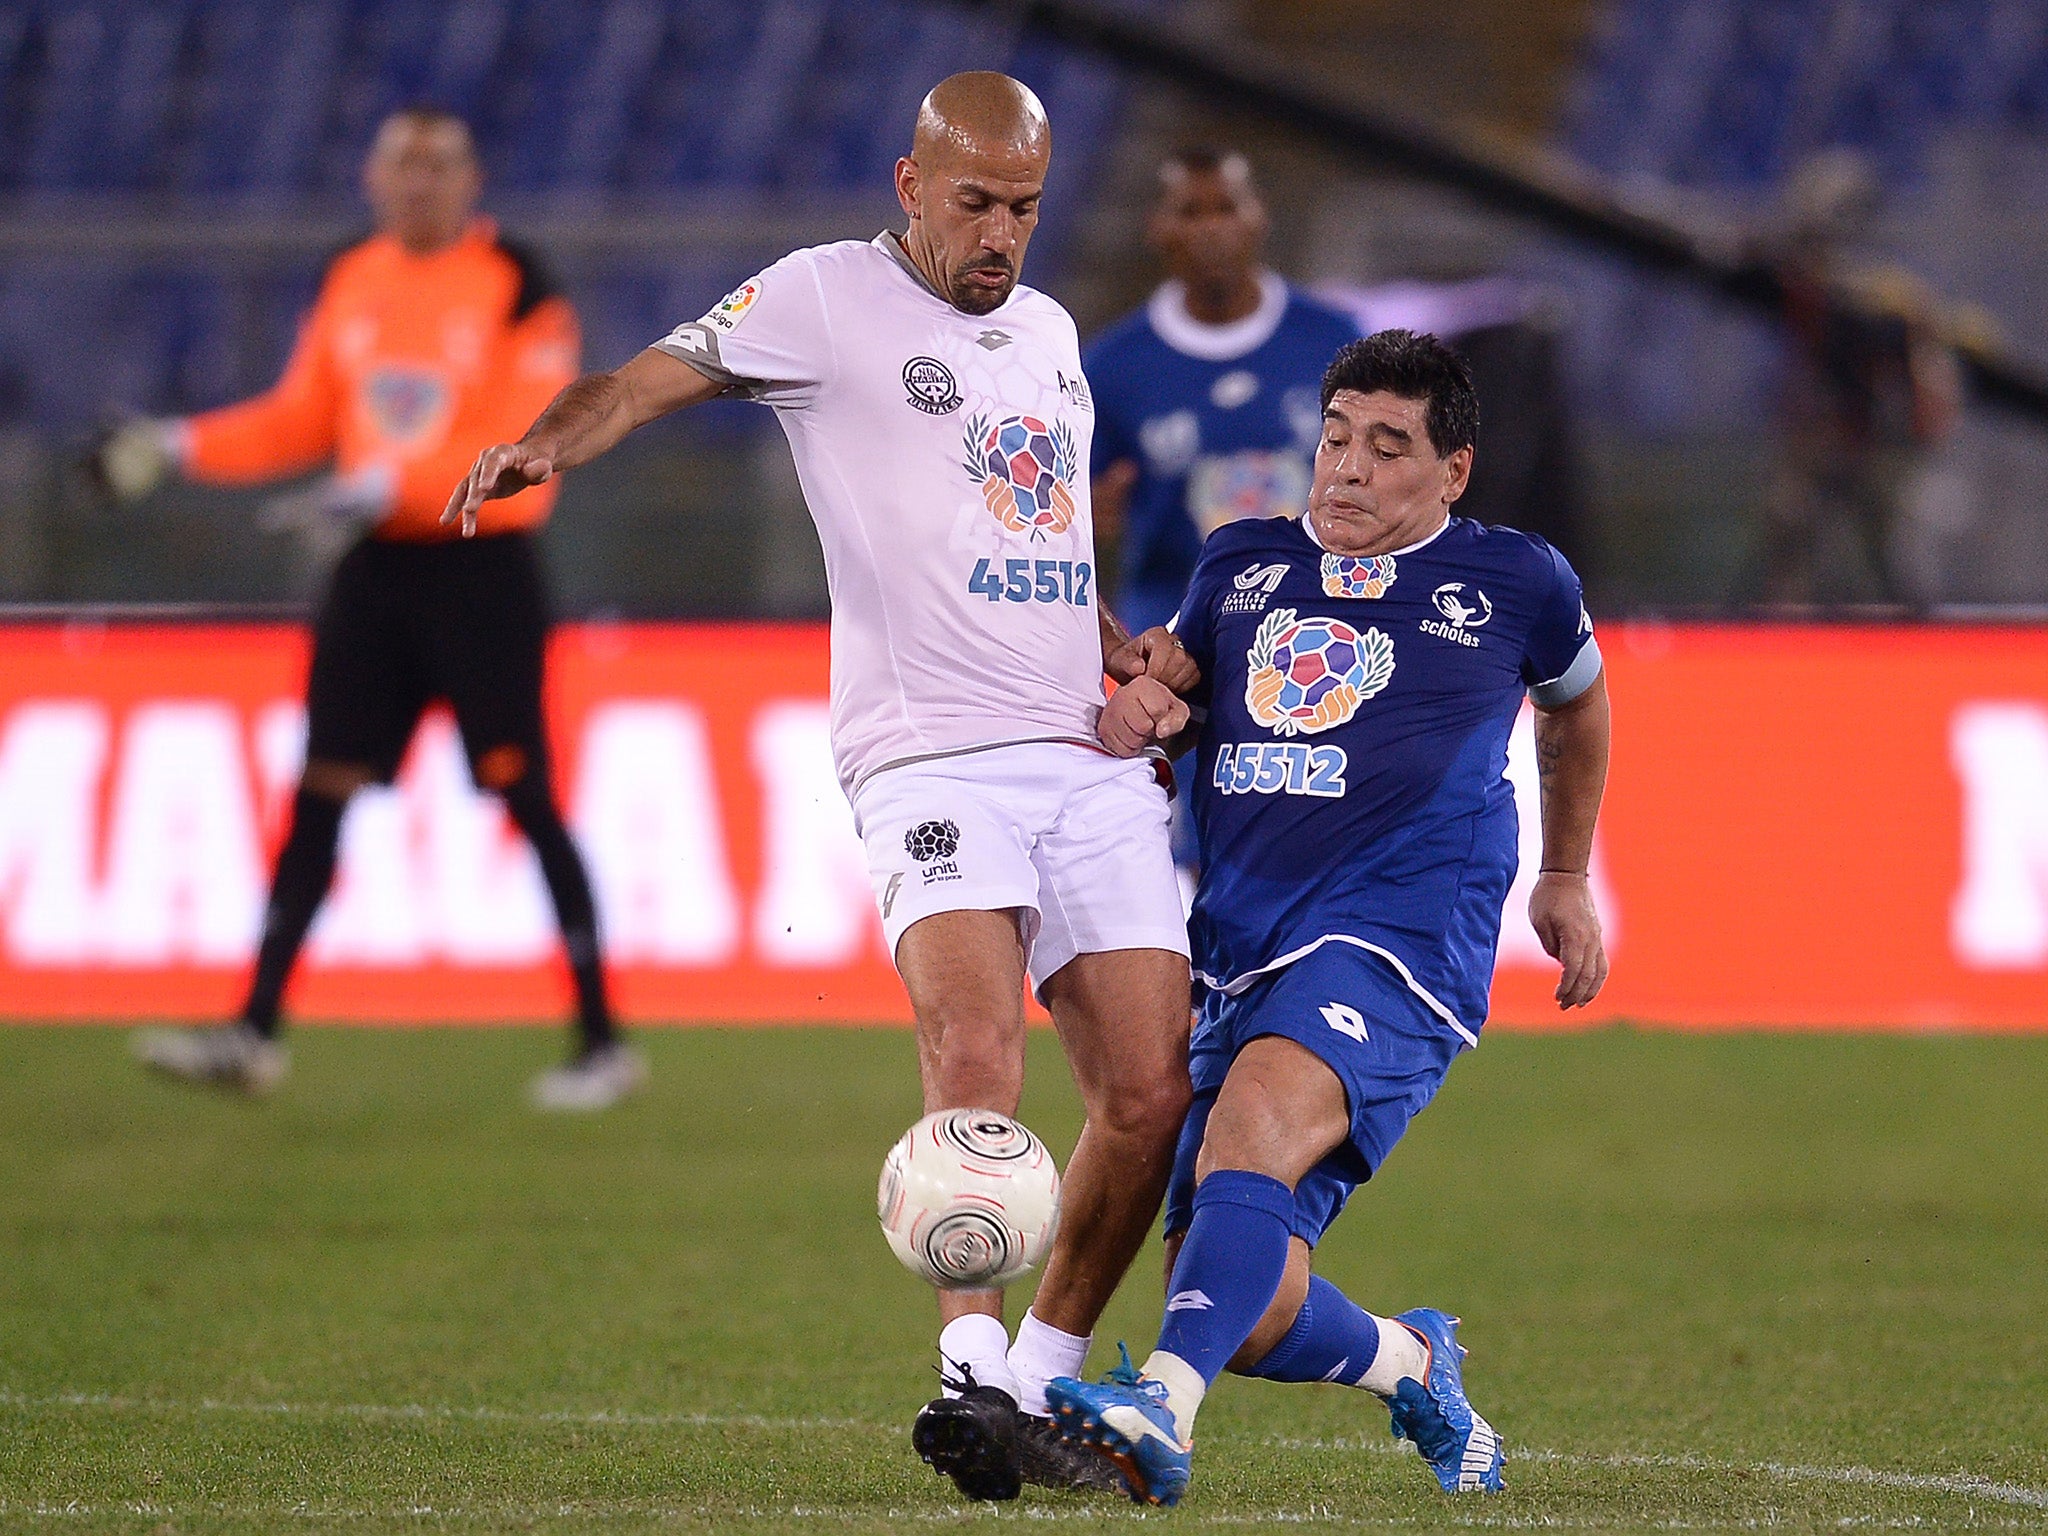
[1052,331,1612,1505]
[1087,149,1361,639]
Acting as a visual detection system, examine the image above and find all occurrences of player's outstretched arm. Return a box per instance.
[1530,670,1611,1009]
[443,348,726,536]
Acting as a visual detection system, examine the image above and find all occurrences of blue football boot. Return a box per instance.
[1386,1309,1505,1493]
[1045,1346,1193,1507]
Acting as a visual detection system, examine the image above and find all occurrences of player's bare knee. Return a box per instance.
[919,1011,1026,1110]
[1088,1055,1190,1144]
[1197,1079,1295,1179]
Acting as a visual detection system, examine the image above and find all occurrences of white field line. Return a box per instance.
[1270,1435,2048,1512]
[6,1390,2047,1519]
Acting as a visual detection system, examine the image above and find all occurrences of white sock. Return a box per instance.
[1006,1309,1090,1418]
[1357,1314,1431,1397]
[1138,1349,1204,1441]
[937,1314,1019,1401]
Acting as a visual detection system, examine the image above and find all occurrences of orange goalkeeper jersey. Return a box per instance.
[182,218,578,541]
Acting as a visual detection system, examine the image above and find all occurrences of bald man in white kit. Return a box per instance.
[448,73,1195,1501]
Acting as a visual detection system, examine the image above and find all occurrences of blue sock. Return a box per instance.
[1242,1274,1383,1386]
[1154,1170,1296,1387]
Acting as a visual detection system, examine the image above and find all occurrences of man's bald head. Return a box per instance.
[896,73,1053,315]
[913,72,1050,166]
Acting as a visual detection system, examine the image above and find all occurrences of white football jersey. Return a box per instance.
[656,233,1104,794]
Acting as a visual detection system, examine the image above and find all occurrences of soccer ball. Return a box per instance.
[877,1109,1061,1289]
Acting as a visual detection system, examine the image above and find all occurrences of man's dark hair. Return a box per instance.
[1320,329,1479,458]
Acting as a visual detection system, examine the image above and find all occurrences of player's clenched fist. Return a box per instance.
[1097,676,1190,758]
[442,442,555,538]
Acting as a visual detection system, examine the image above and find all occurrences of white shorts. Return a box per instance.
[851,741,1190,992]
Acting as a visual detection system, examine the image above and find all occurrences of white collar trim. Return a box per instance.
[1147,270,1288,361]
[1300,510,1452,557]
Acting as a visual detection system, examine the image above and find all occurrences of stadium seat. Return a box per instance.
[0,0,1148,430]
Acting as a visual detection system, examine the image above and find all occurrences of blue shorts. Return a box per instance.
[1164,941,1468,1247]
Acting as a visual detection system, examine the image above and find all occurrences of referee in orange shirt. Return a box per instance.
[100,108,640,1110]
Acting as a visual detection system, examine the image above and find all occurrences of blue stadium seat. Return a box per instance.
[0,0,1154,429]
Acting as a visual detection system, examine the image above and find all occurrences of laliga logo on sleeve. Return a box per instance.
[963,411,1078,539]
[704,280,759,332]
[1422,583,1490,648]
[1245,608,1394,737]
[1320,552,1398,599]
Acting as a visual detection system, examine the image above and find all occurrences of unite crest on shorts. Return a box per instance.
[1321,552,1398,600]
[904,819,961,862]
[1244,608,1395,737]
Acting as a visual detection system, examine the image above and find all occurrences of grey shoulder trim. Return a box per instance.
[653,323,751,390]
[1528,634,1602,708]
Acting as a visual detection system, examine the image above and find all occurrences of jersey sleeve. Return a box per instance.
[652,250,832,408]
[1521,541,1602,707]
[181,274,342,484]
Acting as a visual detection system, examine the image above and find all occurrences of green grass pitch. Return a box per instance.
[1,1023,2044,1534]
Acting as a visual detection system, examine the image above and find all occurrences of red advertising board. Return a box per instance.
[1,620,2045,1029]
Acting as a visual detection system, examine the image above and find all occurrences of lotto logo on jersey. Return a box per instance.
[1321,552,1397,600]
[963,411,1077,540]
[1245,608,1395,737]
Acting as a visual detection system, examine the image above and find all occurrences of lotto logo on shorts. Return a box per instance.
[905,818,963,884]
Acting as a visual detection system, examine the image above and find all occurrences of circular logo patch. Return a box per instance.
[904,819,961,862]
[902,356,963,414]
[1245,608,1396,737]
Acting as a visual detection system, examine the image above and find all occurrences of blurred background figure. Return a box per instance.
[1084,148,1359,640]
[7,0,2048,617]
[98,108,643,1111]
[1746,149,1963,607]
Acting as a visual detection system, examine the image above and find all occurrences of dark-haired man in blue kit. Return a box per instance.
[1050,331,1612,1506]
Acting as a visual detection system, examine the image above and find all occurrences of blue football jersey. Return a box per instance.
[1085,278,1360,633]
[1173,514,1600,1041]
